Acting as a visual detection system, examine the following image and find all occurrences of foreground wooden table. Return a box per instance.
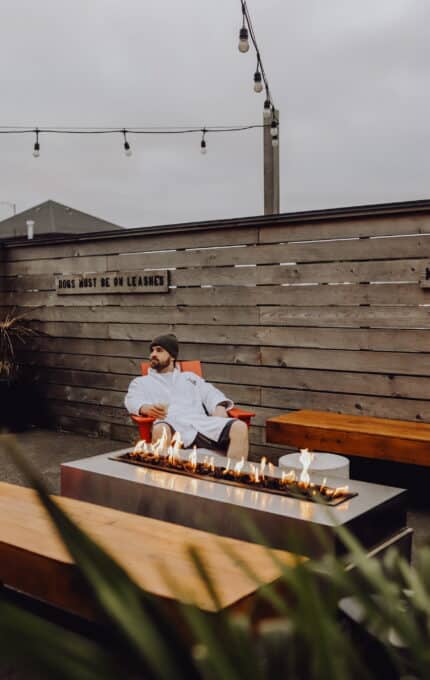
[266,409,430,466]
[0,482,302,620]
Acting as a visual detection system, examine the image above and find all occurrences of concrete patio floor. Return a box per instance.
[0,427,429,678]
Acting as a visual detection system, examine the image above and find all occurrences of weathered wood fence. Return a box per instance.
[2,203,430,460]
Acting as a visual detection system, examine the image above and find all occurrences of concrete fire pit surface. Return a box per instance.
[0,428,426,561]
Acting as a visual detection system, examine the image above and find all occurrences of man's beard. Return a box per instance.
[150,356,172,372]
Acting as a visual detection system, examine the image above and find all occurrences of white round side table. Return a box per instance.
[278,452,350,479]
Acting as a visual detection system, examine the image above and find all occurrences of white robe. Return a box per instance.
[124,367,234,447]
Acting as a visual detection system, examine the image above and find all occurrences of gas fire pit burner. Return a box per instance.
[111,449,357,507]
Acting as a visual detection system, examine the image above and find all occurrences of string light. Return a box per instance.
[200,128,207,154]
[270,119,278,137]
[122,129,132,156]
[238,1,278,136]
[263,99,271,119]
[270,113,279,147]
[253,65,263,93]
[0,124,268,157]
[33,129,40,158]
[238,2,250,52]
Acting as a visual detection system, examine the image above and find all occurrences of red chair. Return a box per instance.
[129,360,255,442]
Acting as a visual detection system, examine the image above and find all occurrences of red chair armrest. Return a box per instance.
[130,414,155,425]
[227,407,256,428]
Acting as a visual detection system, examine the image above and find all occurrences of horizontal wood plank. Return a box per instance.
[261,388,430,422]
[25,354,428,403]
[258,214,430,243]
[27,320,430,351]
[3,226,259,262]
[6,234,430,277]
[4,282,429,307]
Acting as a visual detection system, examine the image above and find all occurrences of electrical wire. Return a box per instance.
[240,0,275,111]
[0,124,267,135]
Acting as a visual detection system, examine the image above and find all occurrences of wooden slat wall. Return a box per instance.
[2,210,430,462]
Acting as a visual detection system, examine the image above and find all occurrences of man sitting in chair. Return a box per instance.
[124,334,248,460]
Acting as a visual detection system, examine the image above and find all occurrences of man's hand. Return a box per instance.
[139,403,168,419]
[213,404,229,418]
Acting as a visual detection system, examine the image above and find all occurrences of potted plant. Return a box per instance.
[0,308,42,430]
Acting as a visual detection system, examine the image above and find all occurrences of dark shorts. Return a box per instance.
[155,419,236,451]
[191,419,235,452]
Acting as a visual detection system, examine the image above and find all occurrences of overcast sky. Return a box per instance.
[0,0,428,228]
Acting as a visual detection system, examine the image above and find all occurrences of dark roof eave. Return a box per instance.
[2,198,430,248]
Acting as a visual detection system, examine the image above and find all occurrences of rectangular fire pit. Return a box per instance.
[61,448,411,560]
[112,450,357,506]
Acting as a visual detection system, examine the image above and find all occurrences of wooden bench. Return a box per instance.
[0,481,301,621]
[266,410,430,467]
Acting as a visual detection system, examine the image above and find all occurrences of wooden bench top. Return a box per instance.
[266,410,430,466]
[0,482,301,619]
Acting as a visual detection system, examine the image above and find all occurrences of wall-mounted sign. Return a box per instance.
[56,270,169,294]
[420,266,430,288]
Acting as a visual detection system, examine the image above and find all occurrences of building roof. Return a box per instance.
[0,200,123,239]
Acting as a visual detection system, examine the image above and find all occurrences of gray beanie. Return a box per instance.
[150,333,179,359]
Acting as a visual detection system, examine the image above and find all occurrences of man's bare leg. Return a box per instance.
[226,420,249,460]
[152,423,173,448]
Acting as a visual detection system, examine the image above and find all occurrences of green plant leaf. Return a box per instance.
[0,434,199,680]
[0,600,118,680]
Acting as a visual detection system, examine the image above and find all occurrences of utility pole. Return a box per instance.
[263,109,280,214]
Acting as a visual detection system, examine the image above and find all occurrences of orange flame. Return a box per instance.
[333,485,349,498]
[233,457,245,476]
[250,463,260,483]
[223,459,231,475]
[188,446,197,471]
[281,470,296,484]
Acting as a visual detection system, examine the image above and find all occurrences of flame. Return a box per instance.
[281,470,296,484]
[153,425,169,456]
[233,457,245,476]
[333,485,349,498]
[133,439,146,455]
[259,456,267,479]
[250,463,260,483]
[299,448,314,486]
[127,432,351,504]
[171,431,183,453]
[188,446,197,471]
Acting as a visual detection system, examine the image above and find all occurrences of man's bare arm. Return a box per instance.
[213,404,229,418]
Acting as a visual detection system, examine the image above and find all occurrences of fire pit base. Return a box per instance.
[61,449,412,561]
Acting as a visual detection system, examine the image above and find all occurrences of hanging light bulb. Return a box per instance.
[270,119,278,137]
[122,129,132,157]
[238,26,249,53]
[200,129,207,155]
[33,129,40,158]
[263,99,271,119]
[253,70,263,93]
